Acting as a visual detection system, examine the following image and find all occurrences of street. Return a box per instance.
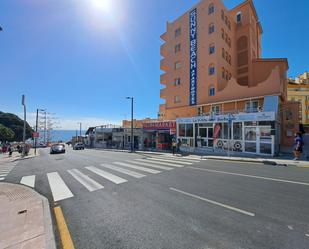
[3,148,309,249]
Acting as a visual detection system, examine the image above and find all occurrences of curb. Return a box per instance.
[0,183,56,249]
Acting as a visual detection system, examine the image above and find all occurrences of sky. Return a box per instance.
[0,0,308,130]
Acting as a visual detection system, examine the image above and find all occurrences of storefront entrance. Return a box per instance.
[198,126,214,148]
[244,125,273,155]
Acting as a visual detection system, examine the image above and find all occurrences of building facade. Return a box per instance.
[287,72,309,130]
[158,0,296,155]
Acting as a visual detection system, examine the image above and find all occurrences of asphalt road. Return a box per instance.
[4,147,309,249]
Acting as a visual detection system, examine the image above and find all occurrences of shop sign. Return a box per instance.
[177,112,276,124]
[189,8,197,106]
[143,121,176,130]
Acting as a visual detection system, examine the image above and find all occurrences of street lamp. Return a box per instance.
[126,97,134,152]
[77,122,82,142]
[21,95,26,156]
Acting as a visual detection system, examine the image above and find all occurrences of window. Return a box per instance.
[209,44,215,54]
[212,105,220,114]
[236,11,242,23]
[175,28,181,37]
[221,29,224,39]
[209,64,215,75]
[174,77,181,86]
[222,48,225,58]
[175,61,181,70]
[225,71,229,81]
[228,20,231,30]
[209,87,215,96]
[229,73,232,80]
[178,124,193,137]
[228,37,231,47]
[208,3,214,14]
[175,44,181,53]
[221,10,224,20]
[174,95,181,103]
[228,55,231,64]
[209,23,215,34]
[222,67,225,79]
[246,101,259,112]
[225,51,229,61]
[225,16,228,25]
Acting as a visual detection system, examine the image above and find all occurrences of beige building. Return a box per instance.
[287,72,309,128]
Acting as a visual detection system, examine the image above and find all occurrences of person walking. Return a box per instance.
[177,139,182,153]
[293,132,303,160]
[8,145,13,157]
[172,139,177,155]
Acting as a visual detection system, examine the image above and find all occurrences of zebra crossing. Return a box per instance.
[0,162,17,181]
[18,155,202,202]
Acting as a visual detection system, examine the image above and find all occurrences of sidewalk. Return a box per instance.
[88,147,309,167]
[0,183,56,249]
[0,149,39,164]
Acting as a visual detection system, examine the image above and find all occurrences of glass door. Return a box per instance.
[244,126,257,153]
[244,126,273,155]
[198,127,213,148]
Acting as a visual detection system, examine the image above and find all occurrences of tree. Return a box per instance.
[0,111,33,141]
[0,124,15,142]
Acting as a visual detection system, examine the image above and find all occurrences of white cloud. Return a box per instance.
[18,113,121,130]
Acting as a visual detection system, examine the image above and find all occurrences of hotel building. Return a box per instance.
[159,0,298,155]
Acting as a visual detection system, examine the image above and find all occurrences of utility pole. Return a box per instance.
[22,95,26,156]
[78,122,82,142]
[35,109,39,155]
[126,97,134,152]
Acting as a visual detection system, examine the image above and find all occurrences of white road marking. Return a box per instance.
[305,234,309,237]
[287,225,294,230]
[136,158,184,168]
[20,175,36,188]
[114,162,161,174]
[132,160,174,170]
[170,187,255,217]
[0,177,4,181]
[47,172,74,202]
[85,166,127,184]
[100,164,146,178]
[147,157,192,165]
[189,167,309,186]
[0,174,7,177]
[160,155,201,162]
[67,169,104,192]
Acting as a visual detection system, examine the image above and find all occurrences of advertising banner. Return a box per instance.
[189,8,197,106]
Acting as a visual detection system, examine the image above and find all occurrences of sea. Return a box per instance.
[49,130,85,143]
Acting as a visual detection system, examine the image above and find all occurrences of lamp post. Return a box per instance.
[126,97,134,152]
[21,95,26,156]
[77,122,82,142]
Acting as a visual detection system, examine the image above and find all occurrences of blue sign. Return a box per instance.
[189,8,197,106]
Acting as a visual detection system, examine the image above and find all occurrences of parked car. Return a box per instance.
[73,143,85,150]
[50,144,66,154]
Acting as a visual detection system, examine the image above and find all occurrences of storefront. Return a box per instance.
[143,121,176,151]
[177,112,277,156]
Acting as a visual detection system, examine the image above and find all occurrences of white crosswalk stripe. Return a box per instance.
[86,166,128,184]
[68,169,104,192]
[135,158,184,167]
[100,164,146,178]
[113,162,161,174]
[145,157,192,165]
[131,160,174,170]
[159,155,201,162]
[47,172,74,202]
[20,175,36,188]
[0,177,4,181]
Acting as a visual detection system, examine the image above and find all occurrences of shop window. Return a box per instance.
[208,3,214,14]
[209,43,215,54]
[245,127,257,141]
[209,87,215,96]
[209,23,215,34]
[175,61,181,70]
[174,77,181,86]
[178,124,193,137]
[233,122,242,140]
[175,28,181,37]
[223,123,229,139]
[208,64,215,75]
[174,43,181,53]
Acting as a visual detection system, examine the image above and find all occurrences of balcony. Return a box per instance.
[160,43,168,57]
[160,32,167,41]
[160,73,168,85]
[160,58,168,72]
[160,88,167,99]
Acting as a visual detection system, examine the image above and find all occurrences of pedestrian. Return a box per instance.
[8,145,13,157]
[17,144,22,154]
[177,139,182,153]
[293,132,303,160]
[172,139,177,155]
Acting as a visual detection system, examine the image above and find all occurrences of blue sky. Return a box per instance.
[0,0,308,129]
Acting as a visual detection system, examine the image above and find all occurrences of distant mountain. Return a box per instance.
[0,111,33,141]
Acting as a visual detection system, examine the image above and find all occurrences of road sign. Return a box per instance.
[33,132,39,138]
